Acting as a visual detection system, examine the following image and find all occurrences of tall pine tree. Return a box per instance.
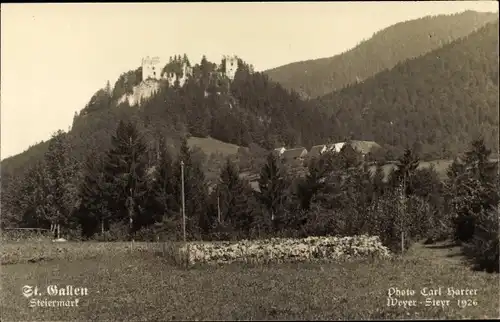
[257,153,287,228]
[216,158,255,237]
[172,138,208,239]
[17,161,51,229]
[43,130,79,237]
[104,120,150,237]
[450,138,499,242]
[151,135,176,224]
[391,148,420,195]
[77,150,112,238]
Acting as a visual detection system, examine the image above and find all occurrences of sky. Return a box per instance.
[1,2,498,160]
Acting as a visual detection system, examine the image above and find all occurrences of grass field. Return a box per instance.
[1,240,498,320]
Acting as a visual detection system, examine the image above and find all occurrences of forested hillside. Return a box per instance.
[315,20,499,160]
[264,10,497,98]
[0,56,339,182]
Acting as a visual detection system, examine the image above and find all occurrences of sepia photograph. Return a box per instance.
[1,1,499,320]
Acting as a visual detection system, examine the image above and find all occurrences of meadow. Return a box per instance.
[187,136,241,158]
[1,240,498,320]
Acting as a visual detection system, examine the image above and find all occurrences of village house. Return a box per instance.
[281,147,308,162]
[308,144,328,159]
[326,140,381,158]
[328,142,345,153]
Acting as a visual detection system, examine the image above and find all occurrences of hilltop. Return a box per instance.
[315,20,499,159]
[264,10,498,98]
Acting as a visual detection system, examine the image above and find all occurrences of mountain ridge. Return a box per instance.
[264,10,498,98]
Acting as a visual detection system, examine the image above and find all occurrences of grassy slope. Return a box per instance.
[0,241,497,320]
[187,136,241,157]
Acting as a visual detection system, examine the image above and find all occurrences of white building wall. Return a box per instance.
[225,55,238,80]
[142,56,162,81]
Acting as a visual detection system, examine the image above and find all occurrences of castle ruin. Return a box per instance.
[163,63,194,87]
[141,56,162,81]
[224,55,238,80]
[141,54,239,86]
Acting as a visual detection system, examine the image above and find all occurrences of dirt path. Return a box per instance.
[407,240,468,266]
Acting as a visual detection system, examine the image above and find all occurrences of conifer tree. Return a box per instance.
[17,161,51,229]
[43,130,79,237]
[296,152,334,210]
[450,138,499,243]
[257,153,287,225]
[105,80,112,95]
[463,138,496,183]
[392,148,420,195]
[172,138,208,239]
[77,150,112,238]
[104,120,150,236]
[216,158,255,236]
[372,164,386,197]
[151,135,175,223]
[338,141,362,170]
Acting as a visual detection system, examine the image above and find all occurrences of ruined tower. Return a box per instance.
[141,56,162,81]
[224,55,238,80]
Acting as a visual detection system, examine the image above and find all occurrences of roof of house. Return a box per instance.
[308,145,326,158]
[282,147,308,160]
[329,142,345,153]
[327,141,381,155]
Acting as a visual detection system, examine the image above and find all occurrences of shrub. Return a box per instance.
[462,208,499,272]
[425,213,454,244]
[133,226,158,242]
[302,204,343,238]
[450,176,498,243]
[209,221,238,241]
[93,222,130,242]
[0,229,53,242]
[65,227,85,241]
[406,195,434,240]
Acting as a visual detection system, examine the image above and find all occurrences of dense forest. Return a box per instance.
[2,120,498,272]
[264,10,498,98]
[315,20,499,160]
